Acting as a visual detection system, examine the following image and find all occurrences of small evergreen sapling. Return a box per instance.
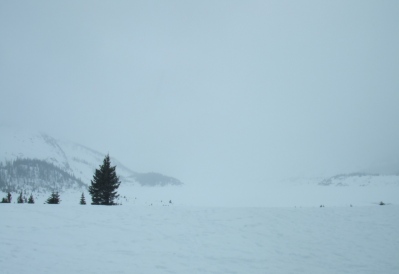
[17,191,24,203]
[1,192,12,203]
[46,192,61,204]
[80,193,86,205]
[28,194,35,204]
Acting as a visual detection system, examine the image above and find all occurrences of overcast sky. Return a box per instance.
[1,1,399,187]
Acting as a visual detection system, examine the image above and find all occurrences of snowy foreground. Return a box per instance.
[1,204,398,274]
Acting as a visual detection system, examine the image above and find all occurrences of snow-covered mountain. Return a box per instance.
[0,126,182,193]
[318,173,399,187]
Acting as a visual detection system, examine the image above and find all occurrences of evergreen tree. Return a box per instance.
[28,194,35,204]
[46,192,61,204]
[1,192,12,203]
[89,154,121,205]
[80,192,86,205]
[17,191,24,203]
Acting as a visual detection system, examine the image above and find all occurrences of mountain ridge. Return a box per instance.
[318,172,399,187]
[0,126,183,192]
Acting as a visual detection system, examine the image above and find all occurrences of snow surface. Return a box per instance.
[1,204,398,274]
[1,126,399,273]
[4,180,399,208]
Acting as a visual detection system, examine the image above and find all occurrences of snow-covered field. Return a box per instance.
[2,172,399,273]
[1,203,398,274]
[9,178,399,208]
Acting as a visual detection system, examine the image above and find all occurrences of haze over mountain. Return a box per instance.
[1,1,398,191]
[0,126,182,194]
[1,125,398,207]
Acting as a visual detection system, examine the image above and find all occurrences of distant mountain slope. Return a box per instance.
[0,158,86,193]
[131,172,182,187]
[0,126,183,192]
[319,173,399,187]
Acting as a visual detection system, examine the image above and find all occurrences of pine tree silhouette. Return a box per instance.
[89,155,121,205]
[46,192,61,204]
[28,194,35,204]
[17,191,24,203]
[80,192,86,205]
